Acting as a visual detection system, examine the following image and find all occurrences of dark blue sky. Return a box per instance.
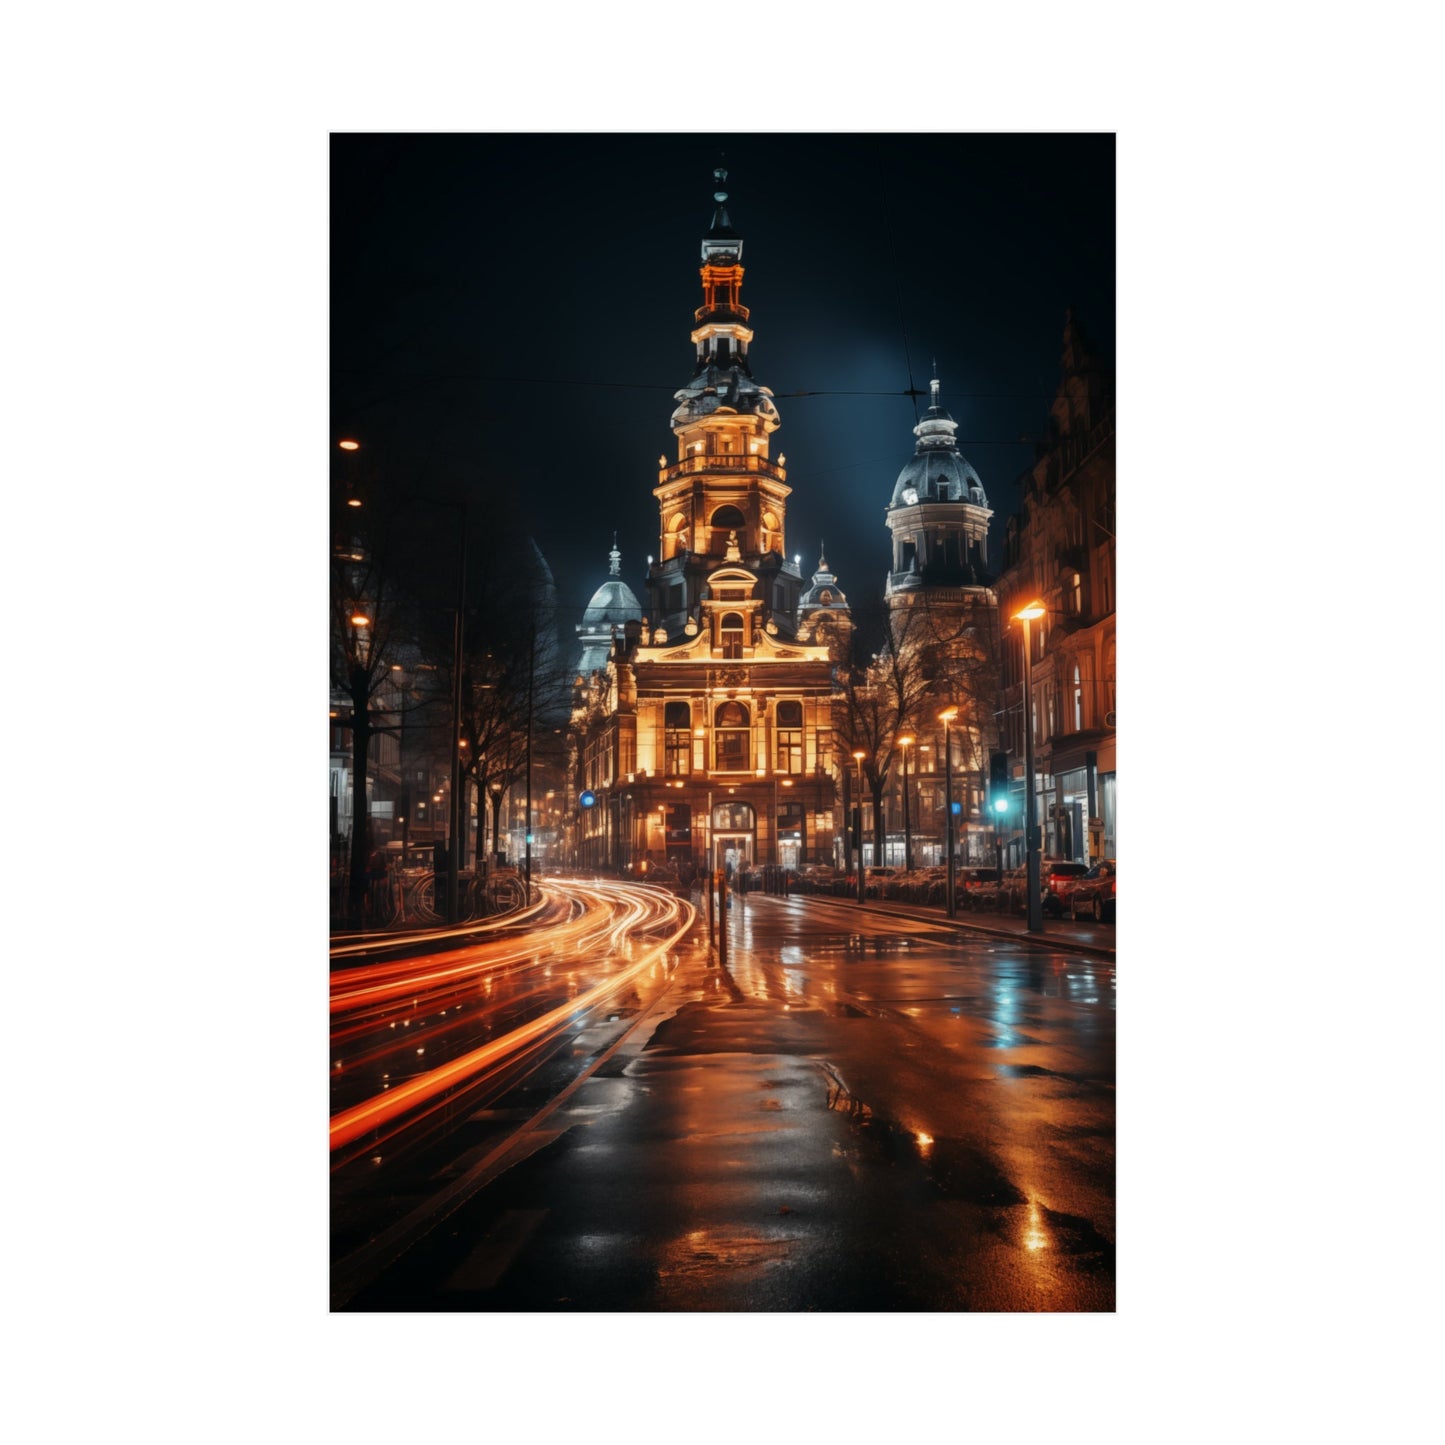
[331,133,1114,624]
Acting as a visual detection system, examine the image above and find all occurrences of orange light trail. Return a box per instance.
[329,879,694,1153]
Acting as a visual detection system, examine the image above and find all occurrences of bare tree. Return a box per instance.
[331,510,416,925]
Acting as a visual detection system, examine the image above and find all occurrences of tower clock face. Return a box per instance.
[902,487,919,506]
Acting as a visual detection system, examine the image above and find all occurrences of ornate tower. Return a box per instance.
[884,374,994,605]
[646,169,806,641]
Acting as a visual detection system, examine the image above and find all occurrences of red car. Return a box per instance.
[1003,860,1089,917]
[1068,860,1116,922]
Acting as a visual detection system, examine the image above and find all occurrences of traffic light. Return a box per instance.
[988,750,1010,810]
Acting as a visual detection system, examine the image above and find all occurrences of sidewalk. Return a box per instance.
[737,884,1117,961]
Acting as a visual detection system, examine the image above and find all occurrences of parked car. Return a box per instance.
[1003,860,1090,917]
[1041,860,1090,916]
[1068,860,1116,922]
[958,866,1004,910]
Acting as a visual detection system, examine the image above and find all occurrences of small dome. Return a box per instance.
[582,578,642,628]
[888,376,989,508]
[891,450,987,507]
[799,546,849,611]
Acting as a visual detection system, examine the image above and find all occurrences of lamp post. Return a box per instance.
[1014,600,1046,932]
[852,750,867,904]
[938,707,958,918]
[897,734,915,872]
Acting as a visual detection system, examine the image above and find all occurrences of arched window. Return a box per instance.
[1072,664,1083,732]
[710,504,746,556]
[664,700,691,776]
[719,611,745,659]
[775,700,803,774]
[714,701,751,771]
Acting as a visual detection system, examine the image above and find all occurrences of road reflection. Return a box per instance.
[329,878,694,1165]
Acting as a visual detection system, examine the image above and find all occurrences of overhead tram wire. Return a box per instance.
[339,369,1068,408]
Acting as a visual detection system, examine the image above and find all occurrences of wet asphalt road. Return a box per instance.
[338,888,1115,1312]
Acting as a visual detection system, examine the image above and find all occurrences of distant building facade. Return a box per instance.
[873,376,1002,865]
[995,312,1116,863]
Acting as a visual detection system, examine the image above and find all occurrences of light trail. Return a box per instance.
[329,878,695,1157]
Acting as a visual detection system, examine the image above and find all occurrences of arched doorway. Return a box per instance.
[711,799,755,879]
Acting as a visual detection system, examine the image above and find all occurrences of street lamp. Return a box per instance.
[938,707,958,917]
[897,734,915,873]
[1013,600,1046,932]
[852,750,867,904]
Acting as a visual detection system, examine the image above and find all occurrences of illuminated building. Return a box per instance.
[571,171,849,876]
[871,374,1001,865]
[995,311,1116,862]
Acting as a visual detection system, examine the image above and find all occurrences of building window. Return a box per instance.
[1070,570,1084,615]
[665,700,691,776]
[720,611,745,659]
[776,700,803,774]
[815,726,833,775]
[714,700,751,771]
[777,801,804,863]
[713,800,754,831]
[1072,665,1083,732]
[710,505,746,556]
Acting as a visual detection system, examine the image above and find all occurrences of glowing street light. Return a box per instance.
[852,750,867,904]
[897,734,915,873]
[938,707,958,917]
[1013,600,1047,932]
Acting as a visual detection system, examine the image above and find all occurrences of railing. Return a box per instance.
[658,455,786,485]
[694,303,751,323]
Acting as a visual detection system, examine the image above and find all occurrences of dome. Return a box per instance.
[890,450,987,507]
[581,538,643,627]
[582,577,642,628]
[799,546,849,611]
[888,377,989,508]
[671,366,780,429]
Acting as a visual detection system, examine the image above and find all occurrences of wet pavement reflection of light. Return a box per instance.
[329,879,693,1163]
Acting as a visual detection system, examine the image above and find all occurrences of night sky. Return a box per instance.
[331,133,1114,635]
